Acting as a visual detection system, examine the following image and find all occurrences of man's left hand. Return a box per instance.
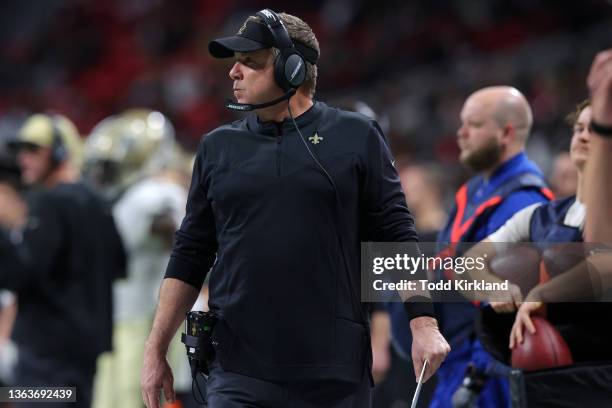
[509,301,546,349]
[410,316,450,382]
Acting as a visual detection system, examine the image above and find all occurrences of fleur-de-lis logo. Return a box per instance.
[238,21,248,34]
[309,133,323,145]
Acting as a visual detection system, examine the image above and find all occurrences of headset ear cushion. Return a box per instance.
[50,117,67,164]
[54,143,67,163]
[284,53,306,88]
[274,52,291,92]
[274,51,305,91]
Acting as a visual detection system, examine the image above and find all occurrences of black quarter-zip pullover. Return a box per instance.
[165,101,432,383]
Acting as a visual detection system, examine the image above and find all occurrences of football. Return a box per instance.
[511,316,573,371]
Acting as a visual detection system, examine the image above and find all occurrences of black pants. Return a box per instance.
[206,361,372,408]
[13,350,95,408]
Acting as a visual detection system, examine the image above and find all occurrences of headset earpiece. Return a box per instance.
[256,9,306,92]
[279,52,305,90]
[49,116,67,165]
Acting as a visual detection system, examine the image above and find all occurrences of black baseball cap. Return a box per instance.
[208,20,318,65]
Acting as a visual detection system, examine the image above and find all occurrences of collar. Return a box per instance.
[246,101,323,136]
[481,152,536,189]
[566,196,585,229]
[472,152,541,200]
[489,152,529,182]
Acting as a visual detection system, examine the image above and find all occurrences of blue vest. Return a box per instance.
[390,171,552,358]
[439,172,553,253]
[529,195,582,244]
[477,196,584,365]
[437,172,552,345]
[526,196,612,365]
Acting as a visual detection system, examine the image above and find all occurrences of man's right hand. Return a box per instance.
[410,316,450,383]
[141,341,176,408]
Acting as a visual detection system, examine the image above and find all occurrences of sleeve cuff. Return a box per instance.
[164,255,206,290]
[403,297,436,320]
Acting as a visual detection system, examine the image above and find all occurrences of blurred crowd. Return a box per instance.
[1,0,611,153]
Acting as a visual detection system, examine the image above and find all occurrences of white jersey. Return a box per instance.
[112,177,187,322]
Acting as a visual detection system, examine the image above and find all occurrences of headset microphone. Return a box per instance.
[224,89,296,111]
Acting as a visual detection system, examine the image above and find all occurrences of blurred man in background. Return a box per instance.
[508,99,612,364]
[0,114,125,408]
[437,86,553,407]
[389,86,553,407]
[83,110,193,408]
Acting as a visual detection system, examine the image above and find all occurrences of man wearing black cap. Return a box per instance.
[141,10,449,408]
[0,115,125,407]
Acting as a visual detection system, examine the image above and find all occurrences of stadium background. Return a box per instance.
[1,0,611,407]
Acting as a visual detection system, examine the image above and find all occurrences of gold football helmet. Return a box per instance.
[11,113,83,169]
[83,109,175,200]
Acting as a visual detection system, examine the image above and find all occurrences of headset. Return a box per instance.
[225,9,307,112]
[257,9,306,92]
[49,115,68,166]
